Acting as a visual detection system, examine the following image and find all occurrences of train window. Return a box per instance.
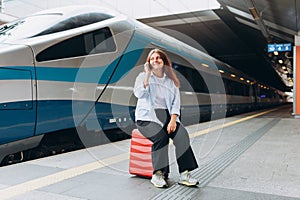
[244,84,250,96]
[174,63,209,93]
[34,13,113,36]
[174,64,194,92]
[224,78,250,96]
[36,27,116,62]
[202,73,225,94]
[89,28,116,53]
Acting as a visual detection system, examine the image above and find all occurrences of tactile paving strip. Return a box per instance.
[151,118,280,200]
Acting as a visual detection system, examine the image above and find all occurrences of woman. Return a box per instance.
[133,49,198,188]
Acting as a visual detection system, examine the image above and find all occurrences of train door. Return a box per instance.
[0,44,36,145]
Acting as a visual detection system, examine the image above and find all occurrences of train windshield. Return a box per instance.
[0,12,113,42]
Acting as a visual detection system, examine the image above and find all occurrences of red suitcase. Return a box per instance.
[129,129,153,178]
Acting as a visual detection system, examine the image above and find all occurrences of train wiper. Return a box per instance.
[0,20,24,35]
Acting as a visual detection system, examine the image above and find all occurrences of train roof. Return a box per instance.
[0,6,118,42]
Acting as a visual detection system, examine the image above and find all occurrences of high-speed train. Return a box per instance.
[0,6,285,164]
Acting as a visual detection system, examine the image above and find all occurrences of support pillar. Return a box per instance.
[294,34,300,118]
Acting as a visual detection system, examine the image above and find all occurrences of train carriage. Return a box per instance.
[0,6,286,165]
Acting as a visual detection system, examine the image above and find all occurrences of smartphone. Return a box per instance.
[148,62,152,70]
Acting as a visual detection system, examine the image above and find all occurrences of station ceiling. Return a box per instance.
[139,0,298,92]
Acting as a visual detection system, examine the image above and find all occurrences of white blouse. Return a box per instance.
[133,72,180,125]
[153,76,167,109]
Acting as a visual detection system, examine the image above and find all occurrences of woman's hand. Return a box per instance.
[143,62,151,88]
[144,62,151,74]
[167,114,178,134]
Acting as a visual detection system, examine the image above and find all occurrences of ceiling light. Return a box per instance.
[227,6,253,20]
[278,59,283,64]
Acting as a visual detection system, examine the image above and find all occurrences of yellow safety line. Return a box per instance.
[0,107,279,199]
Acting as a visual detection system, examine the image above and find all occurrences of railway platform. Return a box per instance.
[0,104,299,200]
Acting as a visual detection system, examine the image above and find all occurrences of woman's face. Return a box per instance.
[149,52,164,71]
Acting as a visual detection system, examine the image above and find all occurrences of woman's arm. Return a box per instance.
[134,63,152,98]
[143,62,151,88]
[169,85,181,116]
[167,83,181,133]
[133,72,149,98]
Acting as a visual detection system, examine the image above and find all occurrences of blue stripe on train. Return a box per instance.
[35,100,136,135]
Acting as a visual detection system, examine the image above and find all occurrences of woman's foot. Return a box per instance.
[178,170,199,186]
[151,170,168,188]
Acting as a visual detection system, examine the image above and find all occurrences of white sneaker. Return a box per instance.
[151,170,168,188]
[178,170,199,186]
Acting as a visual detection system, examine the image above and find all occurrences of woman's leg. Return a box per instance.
[136,121,170,174]
[170,123,198,173]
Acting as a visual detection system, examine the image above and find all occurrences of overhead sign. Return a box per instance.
[268,43,292,52]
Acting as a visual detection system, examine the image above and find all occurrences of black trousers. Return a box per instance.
[136,109,198,174]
